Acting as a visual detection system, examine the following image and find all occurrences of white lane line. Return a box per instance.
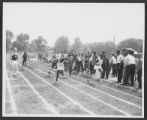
[78,73,142,100]
[35,66,142,109]
[36,68,130,116]
[23,67,94,115]
[29,61,141,100]
[6,76,17,114]
[59,80,130,116]
[37,68,141,116]
[19,72,58,114]
[6,84,49,88]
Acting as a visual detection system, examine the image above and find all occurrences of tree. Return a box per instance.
[54,36,69,52]
[118,38,143,52]
[6,30,14,52]
[28,40,37,53]
[34,36,48,52]
[12,33,30,52]
[72,37,82,52]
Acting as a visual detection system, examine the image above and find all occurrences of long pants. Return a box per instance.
[123,64,135,86]
[22,59,27,67]
[84,62,89,73]
[77,61,84,73]
[90,62,94,75]
[112,64,117,76]
[12,61,18,73]
[64,61,68,71]
[117,63,123,83]
[137,69,142,88]
[52,62,57,69]
[101,65,109,79]
[68,63,73,76]
[56,70,64,81]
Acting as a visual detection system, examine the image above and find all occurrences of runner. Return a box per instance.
[22,51,28,69]
[56,58,64,81]
[11,47,18,77]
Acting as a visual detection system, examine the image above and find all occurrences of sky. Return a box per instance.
[3,3,145,47]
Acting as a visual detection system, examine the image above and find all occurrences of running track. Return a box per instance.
[4,58,143,117]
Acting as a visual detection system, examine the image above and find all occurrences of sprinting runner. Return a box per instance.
[56,58,64,81]
[22,51,28,69]
[11,47,18,77]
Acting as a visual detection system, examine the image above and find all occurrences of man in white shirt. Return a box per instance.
[110,54,117,77]
[116,50,124,83]
[77,53,84,74]
[123,50,136,86]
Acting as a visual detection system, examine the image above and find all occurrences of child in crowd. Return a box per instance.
[94,59,103,81]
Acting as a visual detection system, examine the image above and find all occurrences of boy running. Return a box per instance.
[56,58,64,81]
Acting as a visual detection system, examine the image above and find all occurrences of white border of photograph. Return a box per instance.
[2,2,145,118]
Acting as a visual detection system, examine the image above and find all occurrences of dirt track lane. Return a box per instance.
[4,59,143,117]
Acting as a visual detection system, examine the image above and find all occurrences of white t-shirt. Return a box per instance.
[125,54,136,65]
[78,55,81,61]
[57,62,64,70]
[117,54,124,63]
[64,53,67,58]
[89,56,93,62]
[110,56,117,64]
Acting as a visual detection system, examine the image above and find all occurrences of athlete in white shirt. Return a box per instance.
[56,59,64,81]
[11,47,19,76]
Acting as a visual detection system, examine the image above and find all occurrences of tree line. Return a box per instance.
[6,30,143,57]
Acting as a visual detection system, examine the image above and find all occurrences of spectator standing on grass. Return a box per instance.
[77,53,84,74]
[84,55,89,73]
[136,53,142,89]
[89,53,93,75]
[94,59,103,81]
[101,52,110,79]
[122,49,128,85]
[11,47,18,77]
[63,50,68,71]
[123,50,136,86]
[91,51,97,74]
[67,53,73,76]
[116,50,124,83]
[110,53,117,77]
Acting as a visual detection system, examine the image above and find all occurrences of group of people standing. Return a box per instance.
[110,49,142,89]
[10,47,142,89]
[48,49,142,89]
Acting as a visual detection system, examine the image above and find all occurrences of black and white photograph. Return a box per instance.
[2,2,145,118]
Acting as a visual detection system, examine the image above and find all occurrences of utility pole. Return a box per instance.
[113,35,115,53]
